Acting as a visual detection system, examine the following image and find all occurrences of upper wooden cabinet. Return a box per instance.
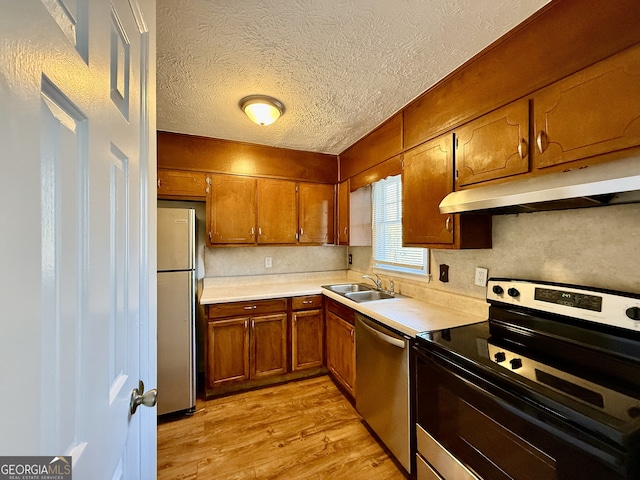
[157,168,211,199]
[208,173,335,246]
[298,183,335,244]
[403,135,491,249]
[532,44,640,170]
[454,99,530,188]
[403,135,455,246]
[208,174,256,245]
[257,179,298,244]
[337,180,349,245]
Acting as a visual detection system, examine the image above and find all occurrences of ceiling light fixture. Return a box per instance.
[239,95,285,126]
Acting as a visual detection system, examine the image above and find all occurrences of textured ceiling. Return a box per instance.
[157,0,550,155]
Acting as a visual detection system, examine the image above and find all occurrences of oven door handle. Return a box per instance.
[358,317,406,349]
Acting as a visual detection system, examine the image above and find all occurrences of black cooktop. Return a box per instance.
[415,279,640,449]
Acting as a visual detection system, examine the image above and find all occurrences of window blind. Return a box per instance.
[372,175,426,273]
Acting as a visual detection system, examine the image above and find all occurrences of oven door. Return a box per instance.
[414,344,630,480]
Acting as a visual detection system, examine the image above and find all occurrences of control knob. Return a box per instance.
[492,285,504,295]
[494,352,506,363]
[510,358,523,370]
[508,288,520,298]
[626,307,640,321]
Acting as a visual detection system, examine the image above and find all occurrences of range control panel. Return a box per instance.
[486,279,640,332]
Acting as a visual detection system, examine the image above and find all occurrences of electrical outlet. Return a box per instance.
[348,253,352,265]
[475,267,488,287]
[265,257,272,268]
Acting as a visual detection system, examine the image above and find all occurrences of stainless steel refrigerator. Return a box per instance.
[157,207,196,415]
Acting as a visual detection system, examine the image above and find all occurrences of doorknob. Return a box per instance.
[130,380,158,415]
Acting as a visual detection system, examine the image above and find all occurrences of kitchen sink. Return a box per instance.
[323,283,373,293]
[343,290,395,303]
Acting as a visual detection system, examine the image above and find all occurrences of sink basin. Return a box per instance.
[344,290,395,303]
[324,283,373,293]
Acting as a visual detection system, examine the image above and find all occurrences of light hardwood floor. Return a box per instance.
[157,375,406,479]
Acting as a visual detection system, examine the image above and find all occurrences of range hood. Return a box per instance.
[439,156,640,215]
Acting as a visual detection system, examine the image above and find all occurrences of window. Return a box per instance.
[372,175,427,275]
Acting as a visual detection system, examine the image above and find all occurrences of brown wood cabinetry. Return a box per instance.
[208,173,335,246]
[257,179,298,244]
[403,135,492,249]
[206,299,288,396]
[157,168,211,199]
[208,174,256,245]
[337,180,349,245]
[324,298,355,398]
[454,99,530,187]
[298,183,335,244]
[532,44,640,170]
[291,294,324,371]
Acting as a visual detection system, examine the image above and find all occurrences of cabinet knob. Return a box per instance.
[536,131,548,154]
[517,138,528,159]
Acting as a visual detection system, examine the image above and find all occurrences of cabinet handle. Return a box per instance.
[208,231,212,241]
[258,227,262,236]
[344,227,348,236]
[517,138,528,159]
[250,227,255,236]
[302,300,312,304]
[300,228,304,236]
[445,216,451,232]
[157,178,161,189]
[243,305,258,310]
[536,131,548,154]
[205,176,211,185]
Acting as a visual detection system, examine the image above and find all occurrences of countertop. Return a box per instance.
[200,278,486,337]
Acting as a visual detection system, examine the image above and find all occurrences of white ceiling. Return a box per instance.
[157,0,550,155]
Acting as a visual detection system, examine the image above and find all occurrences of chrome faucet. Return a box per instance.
[362,273,382,290]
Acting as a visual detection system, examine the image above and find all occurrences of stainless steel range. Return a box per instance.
[413,279,640,479]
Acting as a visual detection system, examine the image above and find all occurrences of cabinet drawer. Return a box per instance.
[325,297,355,325]
[207,298,288,319]
[292,294,323,310]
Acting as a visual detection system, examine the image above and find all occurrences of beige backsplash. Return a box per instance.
[202,202,640,318]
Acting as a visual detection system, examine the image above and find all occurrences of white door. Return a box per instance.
[0,1,157,479]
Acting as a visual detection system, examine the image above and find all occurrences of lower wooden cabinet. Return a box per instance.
[206,299,288,395]
[292,309,324,371]
[325,298,356,398]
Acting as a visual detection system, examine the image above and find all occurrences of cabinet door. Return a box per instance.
[209,174,256,245]
[250,313,287,379]
[325,311,355,397]
[157,169,211,199]
[533,44,640,169]
[337,180,350,245]
[402,135,454,246]
[256,179,298,244]
[455,99,529,187]
[299,183,335,244]
[206,318,250,389]
[292,309,324,371]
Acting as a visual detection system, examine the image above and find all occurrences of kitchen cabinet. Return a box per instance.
[325,297,355,398]
[208,174,256,245]
[403,135,492,249]
[532,44,640,170]
[206,298,287,395]
[454,99,529,187]
[157,168,211,199]
[256,178,298,244]
[208,173,335,246]
[337,180,349,245]
[298,183,335,245]
[291,295,324,371]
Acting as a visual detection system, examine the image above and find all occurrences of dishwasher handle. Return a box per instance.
[358,317,406,349]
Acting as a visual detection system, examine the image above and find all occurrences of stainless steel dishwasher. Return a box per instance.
[355,313,411,474]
